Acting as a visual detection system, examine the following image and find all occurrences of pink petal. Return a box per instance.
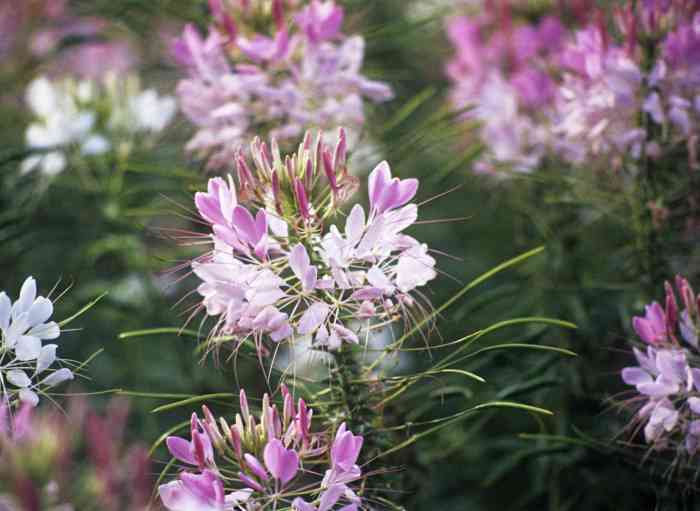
[263,439,299,485]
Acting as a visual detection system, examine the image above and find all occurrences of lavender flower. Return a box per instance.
[159,387,365,510]
[621,276,700,456]
[172,0,393,171]
[187,130,436,355]
[445,7,565,175]
[445,3,700,175]
[555,8,700,169]
[0,277,73,407]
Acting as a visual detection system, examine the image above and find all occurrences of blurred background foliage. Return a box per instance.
[2,0,697,509]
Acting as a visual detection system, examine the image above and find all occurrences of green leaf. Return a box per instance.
[151,393,236,414]
[58,292,108,327]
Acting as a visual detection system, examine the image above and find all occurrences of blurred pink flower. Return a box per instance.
[172,0,392,171]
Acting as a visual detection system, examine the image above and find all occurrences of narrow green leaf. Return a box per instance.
[382,87,436,132]
[466,343,577,358]
[118,327,202,340]
[368,247,548,373]
[151,393,236,414]
[58,292,108,327]
[471,401,553,416]
[73,348,104,374]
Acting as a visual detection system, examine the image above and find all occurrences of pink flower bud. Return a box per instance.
[294,179,311,219]
[272,0,285,30]
[665,281,678,332]
[244,453,270,481]
[283,391,294,429]
[333,127,347,169]
[239,471,265,492]
[240,389,250,424]
[296,398,310,442]
[228,423,242,459]
[323,149,338,193]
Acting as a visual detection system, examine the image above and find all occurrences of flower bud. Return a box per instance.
[240,389,250,424]
[294,179,311,220]
[665,281,678,333]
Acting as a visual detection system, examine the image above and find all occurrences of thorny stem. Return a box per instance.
[325,346,406,507]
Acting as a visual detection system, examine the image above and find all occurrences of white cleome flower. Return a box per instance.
[20,76,104,176]
[0,277,73,406]
[128,88,177,133]
[20,75,176,178]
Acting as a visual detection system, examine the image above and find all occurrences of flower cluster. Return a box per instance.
[554,5,700,169]
[446,2,700,176]
[190,129,436,354]
[0,277,73,407]
[172,0,393,171]
[0,397,156,510]
[621,275,700,455]
[21,74,176,176]
[445,6,566,174]
[0,0,136,78]
[159,387,365,510]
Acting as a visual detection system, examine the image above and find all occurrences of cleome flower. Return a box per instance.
[445,6,566,175]
[171,0,393,171]
[0,277,73,407]
[159,387,365,511]
[620,275,700,457]
[21,74,176,177]
[188,129,437,355]
[445,2,700,176]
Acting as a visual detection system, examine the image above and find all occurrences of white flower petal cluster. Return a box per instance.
[21,74,176,177]
[0,277,73,406]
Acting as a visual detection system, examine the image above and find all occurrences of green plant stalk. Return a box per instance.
[326,346,403,505]
[637,35,669,294]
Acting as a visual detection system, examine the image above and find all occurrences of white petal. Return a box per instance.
[19,155,42,175]
[297,303,330,335]
[41,368,73,388]
[367,266,393,292]
[81,134,111,155]
[28,321,60,340]
[345,205,366,245]
[12,277,36,319]
[35,344,57,375]
[71,112,96,138]
[25,77,57,117]
[26,296,53,327]
[19,389,39,407]
[15,335,42,361]
[7,370,32,388]
[4,313,29,348]
[0,292,10,331]
[40,152,67,176]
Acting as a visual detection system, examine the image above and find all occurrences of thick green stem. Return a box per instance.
[325,347,405,508]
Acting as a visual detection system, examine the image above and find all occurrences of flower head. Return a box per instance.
[445,7,565,175]
[187,130,436,356]
[172,0,393,171]
[0,277,73,407]
[21,74,175,177]
[160,387,366,511]
[621,275,700,458]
